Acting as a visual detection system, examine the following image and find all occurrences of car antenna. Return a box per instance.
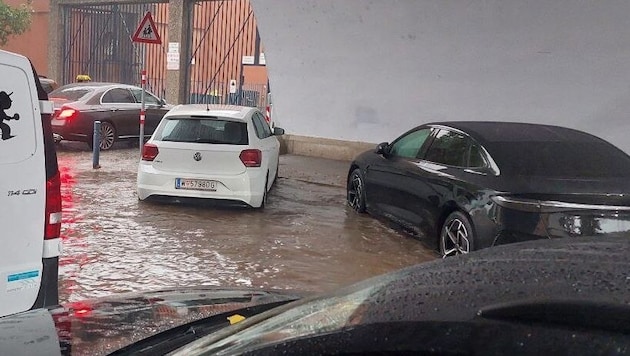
[206,95,210,111]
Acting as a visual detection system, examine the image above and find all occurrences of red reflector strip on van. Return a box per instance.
[45,171,62,239]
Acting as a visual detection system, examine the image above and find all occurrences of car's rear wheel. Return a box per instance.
[99,122,117,150]
[88,122,117,150]
[257,173,269,209]
[347,168,366,213]
[439,211,474,258]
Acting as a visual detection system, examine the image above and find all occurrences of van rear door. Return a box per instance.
[0,51,48,317]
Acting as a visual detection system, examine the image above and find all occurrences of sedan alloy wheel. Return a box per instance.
[440,211,473,258]
[99,122,116,150]
[347,168,366,212]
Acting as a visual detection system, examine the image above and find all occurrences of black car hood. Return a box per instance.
[356,236,630,325]
[0,287,301,356]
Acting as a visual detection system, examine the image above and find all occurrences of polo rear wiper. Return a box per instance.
[194,139,223,144]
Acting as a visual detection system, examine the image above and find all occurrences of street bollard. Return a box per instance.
[93,121,101,169]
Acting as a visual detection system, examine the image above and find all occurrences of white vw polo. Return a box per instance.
[137,104,284,208]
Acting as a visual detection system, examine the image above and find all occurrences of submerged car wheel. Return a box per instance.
[99,122,117,150]
[440,211,474,258]
[87,122,117,150]
[347,168,366,213]
[258,173,269,209]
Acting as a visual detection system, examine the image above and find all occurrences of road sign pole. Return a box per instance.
[132,11,161,156]
[140,44,146,155]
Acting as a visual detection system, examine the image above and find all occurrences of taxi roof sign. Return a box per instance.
[132,12,161,44]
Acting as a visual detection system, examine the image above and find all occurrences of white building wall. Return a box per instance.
[251,0,630,152]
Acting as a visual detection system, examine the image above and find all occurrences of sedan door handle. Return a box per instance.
[110,108,119,112]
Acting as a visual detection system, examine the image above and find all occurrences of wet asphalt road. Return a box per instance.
[56,142,437,303]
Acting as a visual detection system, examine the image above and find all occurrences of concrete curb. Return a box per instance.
[278,154,351,188]
[278,134,375,162]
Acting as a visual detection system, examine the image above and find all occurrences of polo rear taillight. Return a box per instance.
[240,149,262,167]
[142,143,159,161]
[45,171,62,240]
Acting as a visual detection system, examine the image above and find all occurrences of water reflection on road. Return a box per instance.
[57,145,436,303]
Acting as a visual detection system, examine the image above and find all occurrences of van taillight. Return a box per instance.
[45,171,62,240]
[142,143,159,161]
[239,149,262,167]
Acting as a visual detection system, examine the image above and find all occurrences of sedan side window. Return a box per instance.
[468,143,488,168]
[424,129,470,167]
[102,88,135,103]
[389,128,432,159]
[130,88,161,105]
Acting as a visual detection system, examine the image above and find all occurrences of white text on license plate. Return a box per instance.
[175,178,217,191]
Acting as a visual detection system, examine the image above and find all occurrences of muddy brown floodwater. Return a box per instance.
[56,143,437,303]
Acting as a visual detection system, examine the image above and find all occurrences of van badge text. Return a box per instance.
[7,189,37,196]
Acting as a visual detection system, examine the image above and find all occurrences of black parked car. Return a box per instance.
[347,121,630,257]
[50,83,172,150]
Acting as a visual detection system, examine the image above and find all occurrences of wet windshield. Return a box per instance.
[173,271,397,355]
[6,1,630,355]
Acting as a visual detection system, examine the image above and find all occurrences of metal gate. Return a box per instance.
[185,0,267,109]
[60,0,267,107]
[60,2,168,98]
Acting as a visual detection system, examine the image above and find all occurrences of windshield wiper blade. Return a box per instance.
[108,300,294,356]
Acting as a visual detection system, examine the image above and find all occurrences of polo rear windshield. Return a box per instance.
[155,117,249,145]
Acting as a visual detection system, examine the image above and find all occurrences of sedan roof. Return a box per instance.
[427,121,630,177]
[430,121,600,144]
[54,82,139,90]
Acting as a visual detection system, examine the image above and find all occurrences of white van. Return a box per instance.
[0,50,61,317]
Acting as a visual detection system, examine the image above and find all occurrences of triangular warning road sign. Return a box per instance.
[132,12,161,44]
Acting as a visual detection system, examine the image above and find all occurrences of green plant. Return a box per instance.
[0,0,32,46]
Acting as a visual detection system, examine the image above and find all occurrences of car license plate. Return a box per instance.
[175,178,217,191]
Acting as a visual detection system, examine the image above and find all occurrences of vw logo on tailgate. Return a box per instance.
[193,152,202,161]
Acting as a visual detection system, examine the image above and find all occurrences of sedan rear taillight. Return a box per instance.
[142,143,159,161]
[240,149,262,167]
[45,171,62,240]
[54,107,78,121]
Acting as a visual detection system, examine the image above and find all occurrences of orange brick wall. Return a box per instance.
[1,0,51,77]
